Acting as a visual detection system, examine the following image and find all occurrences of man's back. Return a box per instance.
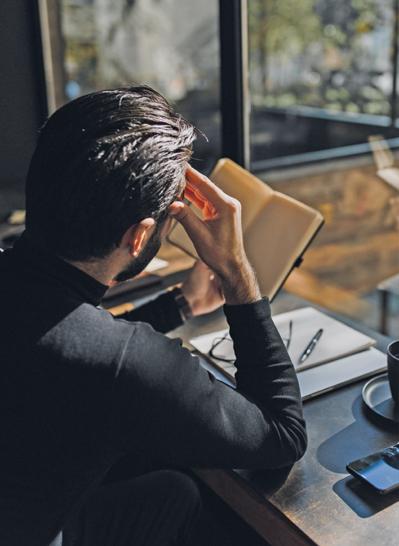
[0,234,307,546]
[0,238,131,544]
[0,86,307,546]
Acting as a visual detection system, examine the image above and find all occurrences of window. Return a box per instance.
[248,0,399,168]
[10,0,399,333]
[42,0,221,173]
[248,1,399,332]
[261,161,399,332]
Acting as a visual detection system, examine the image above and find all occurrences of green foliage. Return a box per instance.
[249,0,391,115]
[249,0,321,57]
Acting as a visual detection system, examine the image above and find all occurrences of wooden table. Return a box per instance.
[169,297,399,546]
[108,255,399,546]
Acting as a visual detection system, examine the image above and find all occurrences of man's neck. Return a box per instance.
[65,258,113,286]
[23,231,123,287]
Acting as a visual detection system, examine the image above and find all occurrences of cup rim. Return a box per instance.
[388,339,399,360]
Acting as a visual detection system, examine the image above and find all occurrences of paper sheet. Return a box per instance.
[190,307,376,373]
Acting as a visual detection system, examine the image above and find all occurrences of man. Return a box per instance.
[0,86,306,546]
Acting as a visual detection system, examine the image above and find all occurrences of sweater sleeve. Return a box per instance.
[111,298,307,470]
[117,290,183,333]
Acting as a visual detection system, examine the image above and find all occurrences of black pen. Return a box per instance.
[298,328,324,365]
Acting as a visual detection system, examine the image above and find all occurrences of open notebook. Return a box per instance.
[190,307,383,400]
[191,307,376,373]
[167,159,324,300]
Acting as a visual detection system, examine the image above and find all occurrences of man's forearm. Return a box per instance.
[117,300,307,469]
[224,298,307,465]
[220,258,261,305]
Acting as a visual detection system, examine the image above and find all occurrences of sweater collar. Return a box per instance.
[8,232,109,306]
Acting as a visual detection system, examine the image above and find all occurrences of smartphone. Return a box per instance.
[347,442,399,494]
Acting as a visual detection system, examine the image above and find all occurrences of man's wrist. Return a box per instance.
[221,262,261,305]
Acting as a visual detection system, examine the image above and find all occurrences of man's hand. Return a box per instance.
[181,260,224,316]
[169,165,261,305]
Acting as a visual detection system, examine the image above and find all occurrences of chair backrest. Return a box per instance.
[369,135,395,170]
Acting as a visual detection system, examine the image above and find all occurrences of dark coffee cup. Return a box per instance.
[387,340,399,404]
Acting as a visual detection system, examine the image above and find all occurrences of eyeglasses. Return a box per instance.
[208,320,293,364]
[209,332,235,363]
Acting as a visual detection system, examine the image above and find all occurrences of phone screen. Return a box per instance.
[347,444,399,493]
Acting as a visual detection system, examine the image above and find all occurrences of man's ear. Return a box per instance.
[121,218,156,258]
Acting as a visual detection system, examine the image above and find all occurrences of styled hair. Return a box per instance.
[25,85,196,260]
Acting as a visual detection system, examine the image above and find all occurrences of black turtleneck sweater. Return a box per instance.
[0,234,306,546]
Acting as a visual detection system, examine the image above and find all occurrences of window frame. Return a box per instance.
[36,0,399,173]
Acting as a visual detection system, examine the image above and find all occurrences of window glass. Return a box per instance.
[59,0,220,172]
[248,1,399,333]
[261,163,399,333]
[248,0,397,165]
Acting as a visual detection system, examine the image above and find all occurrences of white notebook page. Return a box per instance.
[190,307,376,373]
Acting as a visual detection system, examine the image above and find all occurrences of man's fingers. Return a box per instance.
[184,187,207,210]
[182,187,217,220]
[193,259,209,272]
[168,202,210,246]
[186,165,230,208]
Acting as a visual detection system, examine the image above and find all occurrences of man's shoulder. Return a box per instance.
[48,304,180,381]
[37,303,141,369]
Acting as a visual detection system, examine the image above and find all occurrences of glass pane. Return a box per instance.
[248,0,397,164]
[248,1,399,333]
[256,157,399,333]
[58,0,220,172]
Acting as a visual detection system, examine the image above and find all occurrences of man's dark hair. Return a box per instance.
[25,85,196,261]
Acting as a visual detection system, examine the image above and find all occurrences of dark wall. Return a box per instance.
[0,0,46,198]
